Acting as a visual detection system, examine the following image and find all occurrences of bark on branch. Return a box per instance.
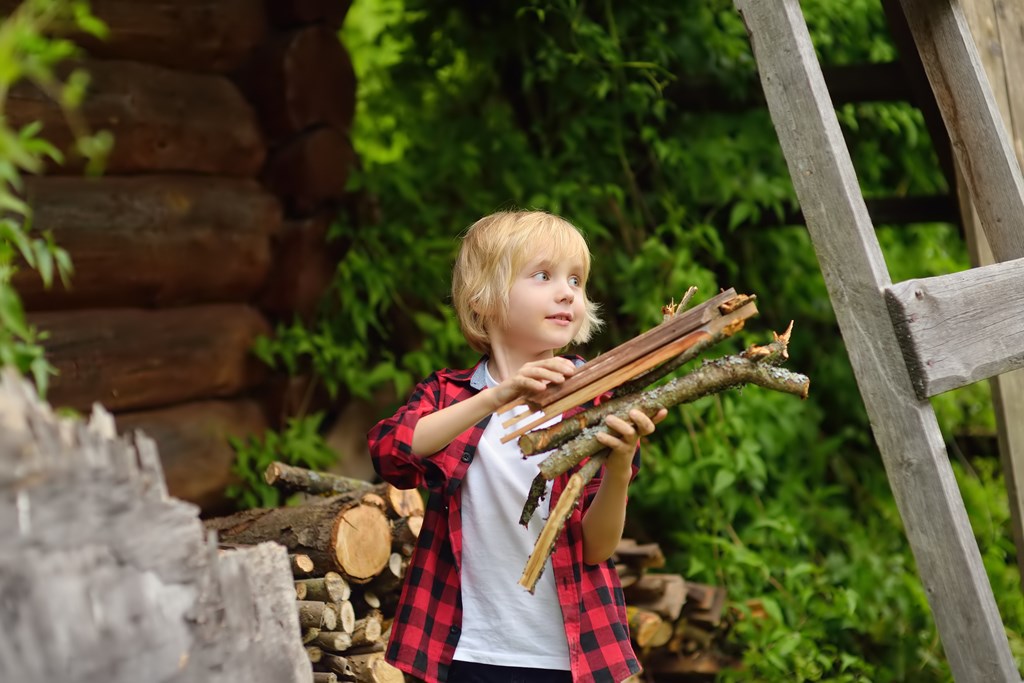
[517,326,808,576]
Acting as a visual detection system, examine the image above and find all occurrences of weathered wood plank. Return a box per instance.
[7,59,264,176]
[116,399,268,516]
[0,0,270,73]
[13,176,281,310]
[897,0,1024,261]
[885,257,1024,397]
[733,0,1017,679]
[0,370,311,683]
[30,305,270,413]
[958,0,1024,595]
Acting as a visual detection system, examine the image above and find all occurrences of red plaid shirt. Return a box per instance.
[368,356,642,683]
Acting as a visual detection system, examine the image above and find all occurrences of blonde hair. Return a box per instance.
[451,210,603,354]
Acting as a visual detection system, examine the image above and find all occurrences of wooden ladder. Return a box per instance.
[733,1,1024,680]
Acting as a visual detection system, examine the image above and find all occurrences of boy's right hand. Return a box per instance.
[489,357,576,410]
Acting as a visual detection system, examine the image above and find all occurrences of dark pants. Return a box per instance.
[447,660,573,683]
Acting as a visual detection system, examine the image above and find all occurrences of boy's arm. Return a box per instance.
[581,408,666,565]
[410,356,578,457]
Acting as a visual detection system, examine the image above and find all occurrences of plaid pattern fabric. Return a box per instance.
[368,356,642,683]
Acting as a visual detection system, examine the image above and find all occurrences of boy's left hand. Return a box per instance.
[596,407,668,478]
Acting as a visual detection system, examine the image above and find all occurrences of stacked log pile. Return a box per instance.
[615,540,739,682]
[206,462,422,683]
[0,370,311,683]
[3,0,358,516]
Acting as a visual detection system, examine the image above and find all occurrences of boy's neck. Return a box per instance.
[486,345,556,384]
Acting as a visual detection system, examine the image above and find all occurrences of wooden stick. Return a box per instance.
[520,453,607,593]
[520,320,793,456]
[495,289,740,416]
[500,300,757,441]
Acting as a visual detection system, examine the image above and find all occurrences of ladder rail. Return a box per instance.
[732,1,1018,679]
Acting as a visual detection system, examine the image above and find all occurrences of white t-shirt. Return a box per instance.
[451,361,572,669]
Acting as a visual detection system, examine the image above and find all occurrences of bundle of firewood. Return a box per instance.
[615,540,740,682]
[205,462,423,683]
[511,289,810,593]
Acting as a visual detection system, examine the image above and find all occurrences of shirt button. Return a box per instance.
[461,453,471,462]
[450,625,460,634]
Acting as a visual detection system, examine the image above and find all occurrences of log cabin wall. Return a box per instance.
[5,0,356,516]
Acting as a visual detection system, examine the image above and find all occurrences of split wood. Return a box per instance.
[500,294,758,444]
[519,325,808,593]
[498,288,740,415]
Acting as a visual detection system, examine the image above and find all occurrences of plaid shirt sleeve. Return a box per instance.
[368,372,459,491]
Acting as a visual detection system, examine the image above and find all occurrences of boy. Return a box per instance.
[368,211,666,683]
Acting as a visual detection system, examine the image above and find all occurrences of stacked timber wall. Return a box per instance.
[4,0,356,515]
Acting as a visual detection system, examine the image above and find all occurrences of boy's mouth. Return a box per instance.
[546,313,574,323]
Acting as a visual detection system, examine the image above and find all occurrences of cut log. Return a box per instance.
[268,0,352,27]
[684,583,728,629]
[266,461,373,495]
[297,601,338,631]
[302,628,320,645]
[206,498,392,582]
[0,0,270,73]
[392,515,422,556]
[312,630,353,653]
[319,653,354,679]
[237,25,356,139]
[31,305,271,412]
[291,553,316,576]
[623,573,688,622]
[264,462,424,519]
[306,645,323,663]
[262,125,356,216]
[336,599,356,634]
[314,672,338,683]
[295,582,308,600]
[350,610,383,649]
[347,652,403,683]
[259,213,344,323]
[627,606,673,649]
[297,573,352,603]
[368,553,405,595]
[14,176,281,310]
[614,539,666,572]
[116,399,268,517]
[383,488,424,520]
[7,59,264,176]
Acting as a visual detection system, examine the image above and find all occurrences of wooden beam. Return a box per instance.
[6,59,264,176]
[13,176,281,310]
[957,0,1024,596]
[885,257,1024,397]
[30,305,270,413]
[0,0,270,74]
[733,0,1017,679]
[116,399,269,516]
[897,0,1024,260]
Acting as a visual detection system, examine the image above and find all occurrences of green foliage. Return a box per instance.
[226,413,338,509]
[244,0,1021,678]
[0,0,110,392]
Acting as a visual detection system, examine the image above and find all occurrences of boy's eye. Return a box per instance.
[532,271,550,281]
[569,276,581,287]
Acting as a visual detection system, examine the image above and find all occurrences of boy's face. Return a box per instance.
[496,252,586,355]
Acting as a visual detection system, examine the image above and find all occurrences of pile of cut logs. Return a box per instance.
[205,462,422,683]
[615,540,739,681]
[204,462,738,682]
